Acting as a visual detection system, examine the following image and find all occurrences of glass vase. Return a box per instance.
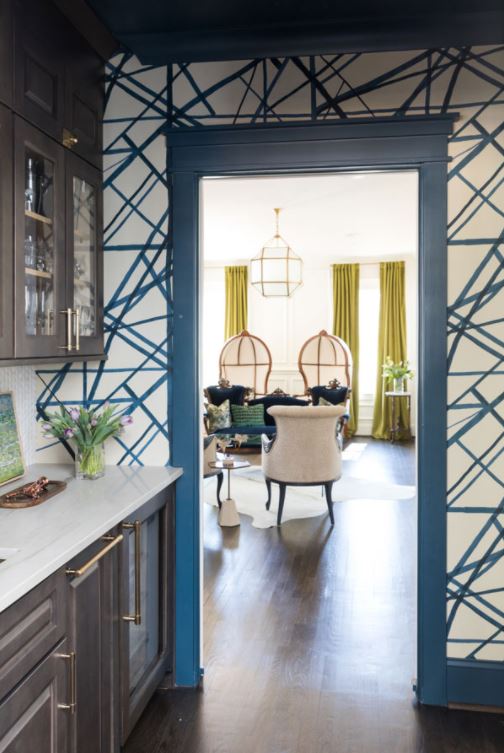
[393,377,404,393]
[75,444,105,480]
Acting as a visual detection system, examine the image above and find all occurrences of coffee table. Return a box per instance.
[208,458,250,527]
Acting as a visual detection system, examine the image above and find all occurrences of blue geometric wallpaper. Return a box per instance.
[36,46,503,660]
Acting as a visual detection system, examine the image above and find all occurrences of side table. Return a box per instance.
[384,391,412,443]
[208,458,250,527]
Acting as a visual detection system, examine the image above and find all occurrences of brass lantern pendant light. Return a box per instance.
[250,208,303,297]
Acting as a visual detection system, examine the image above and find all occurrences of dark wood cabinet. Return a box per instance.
[13,0,67,141]
[11,117,104,361]
[14,0,103,168]
[119,489,175,744]
[0,637,70,753]
[64,35,103,169]
[0,104,13,359]
[66,532,122,753]
[0,486,176,752]
[0,0,106,365]
[0,0,13,108]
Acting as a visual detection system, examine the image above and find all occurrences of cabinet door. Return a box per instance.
[0,104,13,359]
[66,532,121,753]
[66,152,104,358]
[64,34,104,169]
[119,492,174,744]
[13,0,66,140]
[0,0,12,108]
[0,637,69,753]
[14,116,66,358]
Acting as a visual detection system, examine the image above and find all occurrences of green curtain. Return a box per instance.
[224,266,248,340]
[372,261,409,439]
[332,264,359,435]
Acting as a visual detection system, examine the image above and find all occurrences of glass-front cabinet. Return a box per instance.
[66,153,103,356]
[15,117,65,358]
[14,117,103,360]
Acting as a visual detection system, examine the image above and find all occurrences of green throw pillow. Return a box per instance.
[231,403,265,425]
[231,403,264,446]
[207,399,231,432]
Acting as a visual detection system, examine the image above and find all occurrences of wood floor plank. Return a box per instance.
[124,439,504,753]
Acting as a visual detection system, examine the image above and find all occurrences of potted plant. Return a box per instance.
[382,356,414,393]
[42,403,133,480]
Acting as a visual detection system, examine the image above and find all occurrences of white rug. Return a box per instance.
[204,465,415,529]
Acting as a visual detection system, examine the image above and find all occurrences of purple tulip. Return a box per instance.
[120,414,133,426]
[91,417,98,426]
[42,422,51,431]
[69,408,80,421]
[64,428,74,439]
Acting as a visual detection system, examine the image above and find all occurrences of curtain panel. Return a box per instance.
[224,266,248,340]
[372,261,409,439]
[332,263,359,435]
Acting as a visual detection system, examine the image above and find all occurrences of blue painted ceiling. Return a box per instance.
[85,0,504,63]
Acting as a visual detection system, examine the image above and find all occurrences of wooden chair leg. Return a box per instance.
[216,472,223,508]
[265,478,272,510]
[277,483,287,527]
[324,481,334,526]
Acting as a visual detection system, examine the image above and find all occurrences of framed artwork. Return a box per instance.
[0,392,25,486]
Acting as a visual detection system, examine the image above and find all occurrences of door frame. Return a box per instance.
[168,116,453,704]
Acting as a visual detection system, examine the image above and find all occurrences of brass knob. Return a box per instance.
[62,129,79,149]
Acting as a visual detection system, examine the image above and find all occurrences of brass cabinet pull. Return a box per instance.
[72,308,80,351]
[62,128,79,148]
[57,651,76,713]
[122,520,142,625]
[65,533,123,578]
[58,308,74,351]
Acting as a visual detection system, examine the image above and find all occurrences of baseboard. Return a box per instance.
[447,659,504,708]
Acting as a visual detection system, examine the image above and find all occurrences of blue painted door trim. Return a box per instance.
[169,117,453,703]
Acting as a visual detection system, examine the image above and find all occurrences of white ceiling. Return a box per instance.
[201,171,419,266]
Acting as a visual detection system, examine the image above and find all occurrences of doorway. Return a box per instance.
[168,118,451,704]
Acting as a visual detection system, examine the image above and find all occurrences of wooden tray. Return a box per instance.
[0,480,67,509]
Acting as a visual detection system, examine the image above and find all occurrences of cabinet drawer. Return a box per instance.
[0,569,66,701]
[0,636,69,752]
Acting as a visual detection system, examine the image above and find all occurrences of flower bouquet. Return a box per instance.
[42,403,133,480]
[382,356,414,392]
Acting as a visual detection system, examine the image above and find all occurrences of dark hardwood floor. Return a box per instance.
[124,439,504,753]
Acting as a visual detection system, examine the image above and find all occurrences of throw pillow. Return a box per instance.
[310,384,348,406]
[231,403,265,425]
[231,403,265,445]
[206,399,231,432]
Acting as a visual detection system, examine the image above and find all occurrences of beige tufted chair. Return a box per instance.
[262,404,345,526]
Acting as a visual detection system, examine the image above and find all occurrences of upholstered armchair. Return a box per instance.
[261,404,345,526]
[203,436,223,507]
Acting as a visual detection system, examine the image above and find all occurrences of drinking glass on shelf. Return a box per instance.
[24,281,37,335]
[24,235,36,268]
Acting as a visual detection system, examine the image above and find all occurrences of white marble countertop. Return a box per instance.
[0,463,183,613]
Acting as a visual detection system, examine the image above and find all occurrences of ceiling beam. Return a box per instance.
[122,12,504,64]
